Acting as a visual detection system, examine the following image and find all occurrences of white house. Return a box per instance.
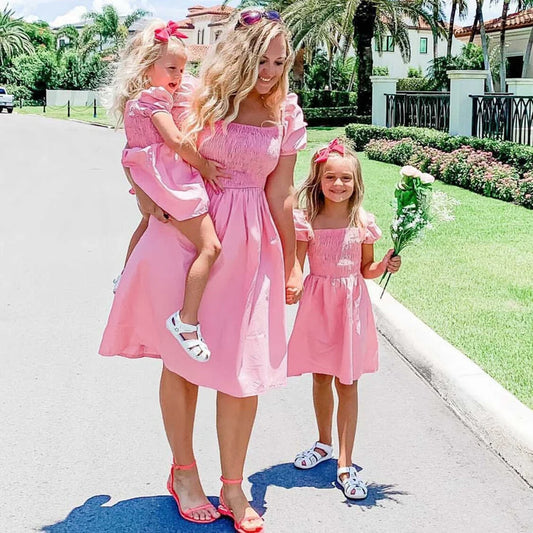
[455,8,533,78]
[372,18,465,78]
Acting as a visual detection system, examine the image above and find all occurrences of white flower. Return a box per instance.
[400,165,422,178]
[420,173,435,184]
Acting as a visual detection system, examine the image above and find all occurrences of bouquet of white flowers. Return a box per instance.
[380,165,457,298]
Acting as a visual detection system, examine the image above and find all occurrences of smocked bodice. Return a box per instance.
[198,123,283,189]
[308,228,366,278]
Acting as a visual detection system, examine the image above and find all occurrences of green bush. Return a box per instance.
[397,78,435,91]
[345,123,533,172]
[372,66,389,76]
[303,106,370,127]
[5,84,32,102]
[295,90,357,108]
[363,137,528,207]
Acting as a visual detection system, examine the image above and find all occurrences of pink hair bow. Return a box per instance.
[154,21,188,42]
[314,138,345,163]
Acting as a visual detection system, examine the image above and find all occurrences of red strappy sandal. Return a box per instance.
[218,476,264,533]
[167,460,218,524]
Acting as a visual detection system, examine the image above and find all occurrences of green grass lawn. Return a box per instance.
[299,127,533,408]
[15,105,114,126]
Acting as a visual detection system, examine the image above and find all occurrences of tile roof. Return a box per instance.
[455,8,533,36]
[187,5,234,18]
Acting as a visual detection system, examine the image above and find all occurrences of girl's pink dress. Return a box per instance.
[288,210,382,385]
[99,85,307,398]
[121,85,209,221]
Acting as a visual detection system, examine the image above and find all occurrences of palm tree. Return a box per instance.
[283,0,437,115]
[474,0,494,92]
[83,4,150,54]
[424,0,446,60]
[0,5,34,66]
[521,3,533,76]
[499,0,526,89]
[447,0,468,58]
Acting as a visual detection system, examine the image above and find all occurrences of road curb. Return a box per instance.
[367,280,533,487]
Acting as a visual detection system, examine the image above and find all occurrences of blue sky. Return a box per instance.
[10,0,504,29]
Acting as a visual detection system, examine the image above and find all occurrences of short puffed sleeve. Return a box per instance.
[294,209,314,241]
[363,213,382,244]
[281,93,308,156]
[136,86,173,117]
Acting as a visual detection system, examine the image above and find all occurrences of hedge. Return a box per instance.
[295,90,357,108]
[345,123,533,174]
[363,137,533,208]
[303,107,370,127]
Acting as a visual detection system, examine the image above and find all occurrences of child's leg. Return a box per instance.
[313,373,335,448]
[171,213,221,335]
[124,215,149,267]
[334,378,359,468]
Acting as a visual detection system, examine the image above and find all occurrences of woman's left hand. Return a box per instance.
[285,261,303,305]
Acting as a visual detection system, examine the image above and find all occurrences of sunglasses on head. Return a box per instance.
[238,9,282,27]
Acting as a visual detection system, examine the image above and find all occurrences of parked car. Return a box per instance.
[0,87,14,113]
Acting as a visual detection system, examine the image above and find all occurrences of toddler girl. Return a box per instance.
[288,139,401,499]
[110,20,227,363]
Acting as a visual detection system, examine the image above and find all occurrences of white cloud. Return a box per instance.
[91,0,154,16]
[51,6,88,27]
[24,15,40,23]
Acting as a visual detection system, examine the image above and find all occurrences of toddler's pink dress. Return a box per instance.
[99,83,307,398]
[121,85,209,221]
[288,210,381,385]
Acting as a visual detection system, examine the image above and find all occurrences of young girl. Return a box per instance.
[110,20,227,363]
[288,138,401,500]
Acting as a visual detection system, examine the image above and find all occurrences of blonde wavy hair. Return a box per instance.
[181,12,294,141]
[109,19,187,127]
[297,142,367,229]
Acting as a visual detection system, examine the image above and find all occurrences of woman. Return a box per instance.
[100,9,306,532]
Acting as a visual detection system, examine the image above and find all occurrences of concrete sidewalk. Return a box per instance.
[1,114,532,532]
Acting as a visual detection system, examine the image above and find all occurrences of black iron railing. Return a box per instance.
[386,92,450,131]
[471,94,533,145]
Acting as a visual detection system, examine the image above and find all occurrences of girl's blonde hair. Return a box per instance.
[298,141,367,228]
[109,19,187,126]
[181,12,294,140]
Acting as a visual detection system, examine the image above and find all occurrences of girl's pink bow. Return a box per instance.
[314,138,345,163]
[154,21,188,42]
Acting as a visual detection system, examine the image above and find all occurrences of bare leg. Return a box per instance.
[171,214,221,340]
[312,373,334,454]
[159,366,219,521]
[335,378,359,469]
[124,216,149,266]
[217,392,263,531]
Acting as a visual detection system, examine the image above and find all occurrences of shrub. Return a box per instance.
[345,124,533,172]
[372,66,389,76]
[295,90,357,108]
[303,106,370,127]
[364,138,526,206]
[397,78,435,91]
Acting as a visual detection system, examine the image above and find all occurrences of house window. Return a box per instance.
[420,37,428,54]
[374,37,382,52]
[385,36,394,52]
[197,30,201,44]
[201,29,205,44]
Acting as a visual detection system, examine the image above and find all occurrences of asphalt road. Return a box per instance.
[1,113,532,532]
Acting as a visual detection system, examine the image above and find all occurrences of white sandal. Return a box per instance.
[166,311,211,363]
[337,466,368,500]
[294,441,333,469]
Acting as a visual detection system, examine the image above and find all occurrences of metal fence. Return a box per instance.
[386,92,450,131]
[471,94,533,145]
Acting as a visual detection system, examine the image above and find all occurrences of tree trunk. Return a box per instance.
[522,26,533,77]
[469,9,480,43]
[500,0,510,90]
[447,0,457,58]
[353,0,377,115]
[433,1,439,61]
[478,1,494,92]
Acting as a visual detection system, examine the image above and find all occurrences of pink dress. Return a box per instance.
[121,86,209,221]
[99,90,307,398]
[287,210,382,385]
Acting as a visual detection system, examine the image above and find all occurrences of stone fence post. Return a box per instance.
[447,70,488,136]
[506,78,533,96]
[370,76,398,127]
